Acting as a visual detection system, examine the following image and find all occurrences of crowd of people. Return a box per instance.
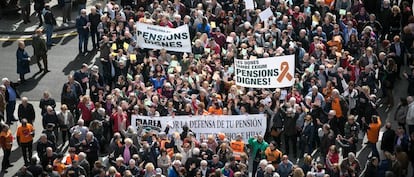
[2,0,414,176]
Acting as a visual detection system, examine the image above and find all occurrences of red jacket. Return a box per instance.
[77,101,95,122]
[111,112,129,133]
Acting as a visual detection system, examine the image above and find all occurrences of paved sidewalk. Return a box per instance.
[0,101,61,176]
[0,0,103,35]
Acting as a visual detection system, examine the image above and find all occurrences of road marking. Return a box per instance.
[0,31,78,41]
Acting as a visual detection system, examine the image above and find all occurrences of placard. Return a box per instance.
[131,114,267,142]
[234,55,295,88]
[136,22,192,53]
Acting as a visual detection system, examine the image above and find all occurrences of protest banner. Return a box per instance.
[234,55,295,88]
[136,22,192,53]
[131,114,266,143]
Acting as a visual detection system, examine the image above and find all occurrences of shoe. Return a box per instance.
[7,164,13,168]
[28,20,31,23]
[1,170,8,173]
[44,69,50,73]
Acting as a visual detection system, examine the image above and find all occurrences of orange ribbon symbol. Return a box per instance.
[277,62,293,82]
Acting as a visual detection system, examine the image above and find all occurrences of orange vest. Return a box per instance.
[65,155,79,165]
[0,130,13,150]
[332,97,343,118]
[160,139,174,158]
[265,147,282,163]
[230,140,245,161]
[16,124,34,143]
[53,159,66,175]
[367,118,382,143]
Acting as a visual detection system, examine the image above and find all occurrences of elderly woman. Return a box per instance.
[16,40,31,82]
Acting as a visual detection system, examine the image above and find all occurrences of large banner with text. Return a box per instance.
[131,114,266,142]
[136,22,191,53]
[235,55,295,88]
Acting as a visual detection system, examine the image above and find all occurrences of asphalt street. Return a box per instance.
[0,31,98,176]
[0,31,412,176]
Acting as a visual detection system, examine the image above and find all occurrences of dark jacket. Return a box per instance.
[18,103,36,123]
[16,47,30,74]
[88,13,101,32]
[32,35,47,56]
[76,15,89,35]
[380,128,395,153]
[44,9,57,25]
[39,98,56,115]
[42,112,59,129]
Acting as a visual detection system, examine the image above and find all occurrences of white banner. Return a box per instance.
[131,114,266,143]
[235,55,295,88]
[136,22,191,53]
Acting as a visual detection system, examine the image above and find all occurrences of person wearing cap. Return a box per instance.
[16,119,35,165]
[42,123,57,145]
[32,29,49,72]
[69,130,82,152]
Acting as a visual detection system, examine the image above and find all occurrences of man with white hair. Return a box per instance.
[83,132,99,168]
[306,85,325,107]
[2,78,19,125]
[17,97,35,124]
[328,89,349,135]
[78,152,90,175]
[70,119,89,141]
[88,6,101,50]
[76,9,90,54]
[168,160,181,177]
[340,152,361,176]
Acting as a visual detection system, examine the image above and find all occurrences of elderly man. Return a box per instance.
[17,97,35,124]
[340,152,361,176]
[82,132,99,168]
[32,29,49,72]
[76,9,90,54]
[2,78,19,125]
[88,7,101,50]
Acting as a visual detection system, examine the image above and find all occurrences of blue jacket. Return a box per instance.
[76,16,89,35]
[16,48,30,74]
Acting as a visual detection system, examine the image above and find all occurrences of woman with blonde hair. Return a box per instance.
[143,162,156,177]
[77,95,95,126]
[292,167,304,177]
